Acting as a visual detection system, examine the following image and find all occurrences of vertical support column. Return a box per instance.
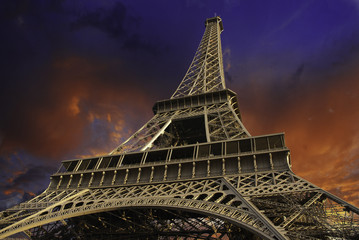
[48,177,53,189]
[253,155,257,172]
[222,158,226,175]
[237,156,241,174]
[88,173,94,187]
[287,152,292,168]
[269,153,274,170]
[100,172,105,186]
[67,175,73,189]
[192,162,196,178]
[137,168,141,183]
[124,169,129,184]
[112,170,117,185]
[164,165,168,181]
[207,160,211,177]
[177,163,182,180]
[78,174,83,188]
[150,166,154,182]
[57,176,63,190]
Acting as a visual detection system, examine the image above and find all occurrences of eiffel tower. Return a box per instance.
[1,16,359,240]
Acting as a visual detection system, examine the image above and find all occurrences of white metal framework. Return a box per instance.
[1,16,358,240]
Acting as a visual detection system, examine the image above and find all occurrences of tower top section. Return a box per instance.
[205,16,223,32]
[171,16,226,98]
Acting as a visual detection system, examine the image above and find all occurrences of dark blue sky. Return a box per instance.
[1,0,359,209]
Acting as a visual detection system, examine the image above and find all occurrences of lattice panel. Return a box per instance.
[172,17,225,98]
[0,178,289,239]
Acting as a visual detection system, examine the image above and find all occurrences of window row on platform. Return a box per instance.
[51,151,290,189]
[154,90,234,114]
[58,134,285,173]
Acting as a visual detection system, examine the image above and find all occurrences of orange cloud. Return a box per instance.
[0,55,155,161]
[69,96,81,116]
[239,66,359,206]
[3,188,24,196]
[6,169,27,184]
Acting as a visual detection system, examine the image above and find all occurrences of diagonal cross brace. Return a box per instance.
[280,192,323,228]
[221,177,289,240]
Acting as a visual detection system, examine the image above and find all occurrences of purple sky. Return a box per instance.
[1,0,359,209]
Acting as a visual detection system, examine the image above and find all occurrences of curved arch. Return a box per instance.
[0,197,278,239]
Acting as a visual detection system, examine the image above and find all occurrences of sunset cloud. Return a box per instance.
[1,55,155,159]
[235,55,359,205]
[1,0,358,209]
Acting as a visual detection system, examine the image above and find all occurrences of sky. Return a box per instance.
[0,0,359,209]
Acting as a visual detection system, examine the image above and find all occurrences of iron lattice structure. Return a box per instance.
[1,16,359,240]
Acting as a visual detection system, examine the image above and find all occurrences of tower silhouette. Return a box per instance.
[1,16,358,240]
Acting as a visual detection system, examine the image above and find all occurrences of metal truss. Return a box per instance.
[108,16,250,154]
[1,176,287,239]
[227,172,359,239]
[1,16,359,239]
[110,91,249,154]
[206,101,249,141]
[2,170,358,239]
[171,17,226,98]
[29,209,263,240]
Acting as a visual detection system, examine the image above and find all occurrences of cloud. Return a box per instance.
[236,59,359,206]
[70,1,160,56]
[0,0,170,209]
[0,151,55,209]
[70,2,129,38]
[0,56,154,160]
[0,54,156,208]
[291,63,305,82]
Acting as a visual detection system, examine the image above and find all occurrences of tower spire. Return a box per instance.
[172,16,226,98]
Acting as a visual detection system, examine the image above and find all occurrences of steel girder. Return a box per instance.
[2,171,359,239]
[171,17,226,98]
[0,177,287,239]
[110,95,249,154]
[28,209,263,240]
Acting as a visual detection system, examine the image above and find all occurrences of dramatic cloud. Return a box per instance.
[235,52,359,205]
[1,0,359,209]
[0,54,156,208]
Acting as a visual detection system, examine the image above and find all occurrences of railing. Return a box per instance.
[48,133,290,190]
[57,133,287,174]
